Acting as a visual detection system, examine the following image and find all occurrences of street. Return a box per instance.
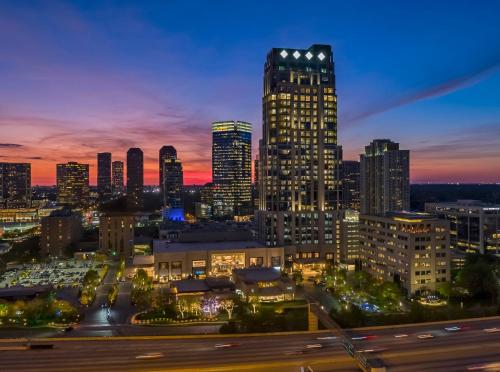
[0,317,499,371]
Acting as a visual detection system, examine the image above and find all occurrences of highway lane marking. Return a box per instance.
[382,341,500,359]
[0,330,332,343]
[147,356,355,372]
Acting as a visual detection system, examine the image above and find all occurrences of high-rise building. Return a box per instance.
[425,200,500,255]
[97,152,112,199]
[0,162,31,209]
[40,209,82,257]
[342,160,360,211]
[360,139,410,215]
[112,161,124,194]
[359,212,450,295]
[159,146,177,186]
[126,148,143,210]
[212,121,252,218]
[56,162,90,206]
[159,146,183,210]
[339,209,360,268]
[257,44,342,261]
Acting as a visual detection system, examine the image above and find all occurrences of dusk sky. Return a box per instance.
[1,1,499,185]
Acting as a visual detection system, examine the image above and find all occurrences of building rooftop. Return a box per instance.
[154,240,266,253]
[233,267,282,283]
[426,200,500,209]
[170,278,234,293]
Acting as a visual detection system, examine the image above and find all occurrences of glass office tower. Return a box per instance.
[212,121,252,218]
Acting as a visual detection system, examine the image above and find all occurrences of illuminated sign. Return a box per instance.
[192,260,206,268]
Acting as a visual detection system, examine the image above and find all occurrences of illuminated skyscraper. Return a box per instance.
[56,162,90,206]
[112,161,124,194]
[159,146,183,210]
[126,148,143,210]
[0,162,31,209]
[360,139,410,215]
[342,160,360,210]
[212,121,252,218]
[97,152,112,199]
[257,45,342,260]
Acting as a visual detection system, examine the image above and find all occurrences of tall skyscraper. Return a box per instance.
[212,121,252,218]
[97,152,112,199]
[112,161,124,194]
[360,139,410,215]
[159,146,183,211]
[159,145,177,186]
[0,162,31,209]
[56,162,90,206]
[126,148,143,210]
[342,160,360,210]
[257,44,342,258]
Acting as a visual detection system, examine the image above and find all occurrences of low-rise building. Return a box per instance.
[233,267,295,302]
[99,213,135,258]
[359,212,450,296]
[425,200,500,256]
[40,209,82,257]
[153,240,284,282]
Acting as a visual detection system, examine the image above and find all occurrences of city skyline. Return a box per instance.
[1,1,500,185]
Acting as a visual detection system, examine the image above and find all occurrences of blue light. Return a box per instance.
[163,208,184,222]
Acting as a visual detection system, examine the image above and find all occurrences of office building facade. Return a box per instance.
[359,212,450,295]
[212,121,252,218]
[159,146,183,210]
[56,162,90,206]
[97,152,112,199]
[0,162,31,209]
[112,161,124,194]
[99,213,135,258]
[342,160,360,211]
[41,209,82,257]
[360,139,410,215]
[257,44,342,262]
[425,200,500,255]
[126,148,144,210]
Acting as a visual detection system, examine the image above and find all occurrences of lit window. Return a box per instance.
[318,52,326,61]
[280,50,288,58]
[305,51,313,60]
[293,51,301,59]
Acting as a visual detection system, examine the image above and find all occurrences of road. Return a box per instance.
[1,317,499,371]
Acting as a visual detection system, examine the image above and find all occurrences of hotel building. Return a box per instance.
[256,44,342,263]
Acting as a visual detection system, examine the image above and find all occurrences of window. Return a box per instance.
[271,256,281,267]
[250,257,264,267]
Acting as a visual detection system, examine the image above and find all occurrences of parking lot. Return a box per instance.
[0,260,106,288]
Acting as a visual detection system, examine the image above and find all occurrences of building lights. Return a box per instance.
[305,51,313,60]
[280,50,288,58]
[293,50,301,59]
[318,52,326,61]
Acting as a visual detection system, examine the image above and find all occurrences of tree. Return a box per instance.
[133,269,152,291]
[457,259,498,302]
[176,298,190,319]
[292,270,304,286]
[248,295,259,314]
[83,270,100,286]
[219,298,235,320]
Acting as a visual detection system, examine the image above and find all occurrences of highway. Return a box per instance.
[0,317,499,371]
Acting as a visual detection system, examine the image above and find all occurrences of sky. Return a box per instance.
[0,0,499,185]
